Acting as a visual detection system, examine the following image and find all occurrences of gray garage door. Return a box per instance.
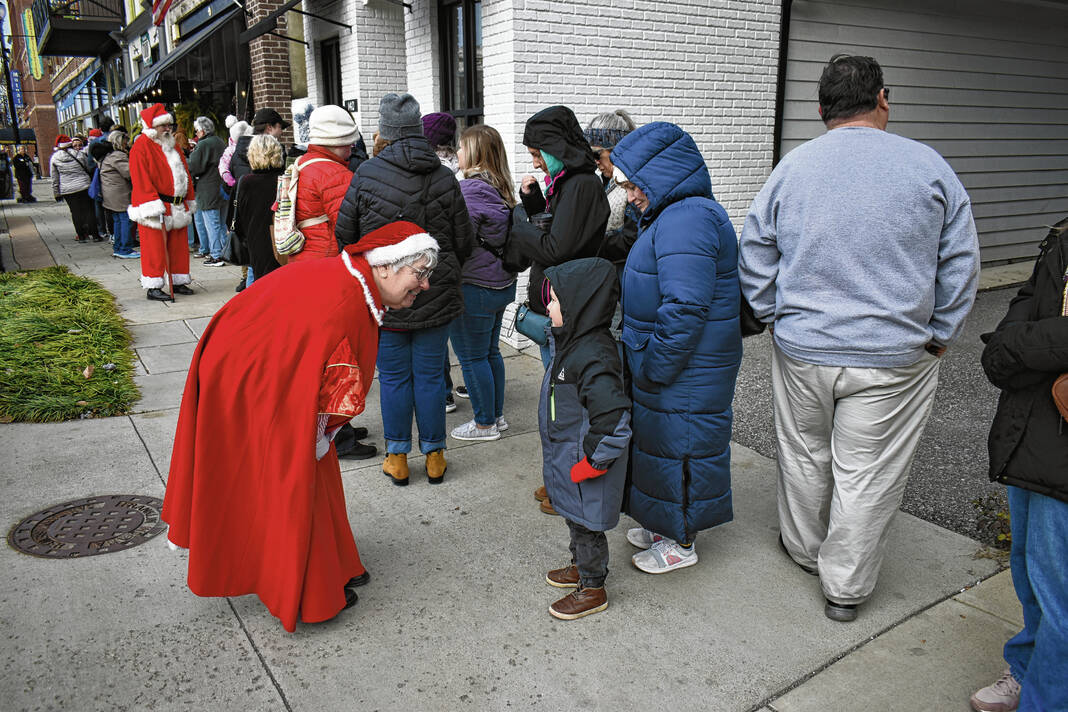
[781,0,1068,264]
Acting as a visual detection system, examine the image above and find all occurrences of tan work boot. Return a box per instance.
[549,587,608,620]
[382,453,409,486]
[540,497,559,516]
[426,450,447,484]
[546,564,579,588]
[534,485,548,502]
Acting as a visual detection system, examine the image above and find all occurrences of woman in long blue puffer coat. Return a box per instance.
[609,121,742,574]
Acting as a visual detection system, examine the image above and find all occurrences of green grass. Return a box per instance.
[0,267,140,422]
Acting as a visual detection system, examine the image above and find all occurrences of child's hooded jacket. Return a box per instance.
[540,257,632,532]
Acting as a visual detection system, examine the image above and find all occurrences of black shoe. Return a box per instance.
[235,279,246,293]
[343,587,359,610]
[346,572,370,589]
[91,235,104,242]
[455,385,469,399]
[350,426,368,440]
[146,288,172,302]
[779,533,817,575]
[174,284,194,296]
[824,598,859,622]
[445,393,457,413]
[337,441,378,460]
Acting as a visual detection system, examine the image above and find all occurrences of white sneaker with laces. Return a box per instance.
[496,416,509,432]
[970,669,1020,712]
[632,538,697,574]
[626,527,665,549]
[450,419,501,441]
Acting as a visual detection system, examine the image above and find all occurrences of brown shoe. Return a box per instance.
[546,564,579,588]
[382,453,409,486]
[426,450,447,484]
[549,587,608,620]
[534,485,548,502]
[539,497,559,516]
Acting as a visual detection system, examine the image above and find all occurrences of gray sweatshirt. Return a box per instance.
[739,127,980,368]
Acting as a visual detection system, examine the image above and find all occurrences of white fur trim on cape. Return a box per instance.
[342,251,384,326]
[364,233,439,266]
[140,275,166,289]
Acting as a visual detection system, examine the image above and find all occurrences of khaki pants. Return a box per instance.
[771,344,940,605]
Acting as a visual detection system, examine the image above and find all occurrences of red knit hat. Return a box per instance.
[140,103,173,130]
[54,135,72,149]
[88,128,103,138]
[351,221,439,266]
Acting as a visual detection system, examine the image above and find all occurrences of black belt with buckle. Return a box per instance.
[158,193,185,205]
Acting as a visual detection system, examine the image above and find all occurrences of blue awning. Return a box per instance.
[56,73,95,112]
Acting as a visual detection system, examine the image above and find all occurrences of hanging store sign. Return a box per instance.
[141,33,153,66]
[21,10,43,80]
[10,71,23,107]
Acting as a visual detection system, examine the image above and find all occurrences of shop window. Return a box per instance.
[438,0,482,128]
[321,37,341,107]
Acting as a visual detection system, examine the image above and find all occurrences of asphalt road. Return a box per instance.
[731,285,1020,546]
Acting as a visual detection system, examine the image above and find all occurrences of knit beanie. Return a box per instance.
[583,127,629,150]
[378,93,423,141]
[229,120,251,142]
[224,114,238,129]
[308,105,360,147]
[421,112,456,148]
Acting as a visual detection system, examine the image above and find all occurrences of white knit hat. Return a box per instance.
[308,105,360,147]
[229,120,251,142]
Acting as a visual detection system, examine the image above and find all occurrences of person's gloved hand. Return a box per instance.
[570,457,607,483]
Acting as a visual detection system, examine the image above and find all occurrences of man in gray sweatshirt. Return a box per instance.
[739,54,979,623]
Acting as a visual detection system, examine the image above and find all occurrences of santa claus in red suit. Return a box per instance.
[128,103,197,301]
[162,221,439,632]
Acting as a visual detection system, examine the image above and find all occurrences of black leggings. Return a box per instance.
[62,189,99,239]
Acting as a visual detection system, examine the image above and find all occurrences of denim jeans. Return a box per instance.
[112,212,134,256]
[377,324,450,455]
[246,266,255,287]
[451,282,516,426]
[188,218,197,249]
[1003,486,1068,711]
[193,208,226,259]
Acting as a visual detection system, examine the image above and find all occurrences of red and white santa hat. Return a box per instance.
[355,221,439,266]
[140,103,174,138]
[55,134,73,149]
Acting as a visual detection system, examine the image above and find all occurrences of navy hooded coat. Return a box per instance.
[610,122,742,544]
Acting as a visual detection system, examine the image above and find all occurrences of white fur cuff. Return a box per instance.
[129,199,165,225]
[172,274,191,286]
[167,205,192,230]
[140,275,165,289]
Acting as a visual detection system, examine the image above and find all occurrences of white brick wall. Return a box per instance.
[404,1,440,112]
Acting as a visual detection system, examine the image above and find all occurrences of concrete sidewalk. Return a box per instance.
[1,195,1016,712]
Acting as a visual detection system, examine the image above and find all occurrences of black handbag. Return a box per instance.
[221,181,250,266]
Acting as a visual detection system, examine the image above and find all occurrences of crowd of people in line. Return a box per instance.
[30,51,1062,712]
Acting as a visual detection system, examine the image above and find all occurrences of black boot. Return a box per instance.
[146,288,172,302]
[174,284,194,296]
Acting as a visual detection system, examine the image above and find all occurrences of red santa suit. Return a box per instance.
[127,103,195,290]
[162,222,438,632]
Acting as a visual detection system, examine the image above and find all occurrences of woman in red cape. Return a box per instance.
[162,221,438,632]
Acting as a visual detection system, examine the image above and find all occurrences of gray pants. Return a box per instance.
[566,519,608,589]
[771,344,940,605]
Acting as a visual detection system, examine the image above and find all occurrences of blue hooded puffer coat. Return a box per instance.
[610,122,742,544]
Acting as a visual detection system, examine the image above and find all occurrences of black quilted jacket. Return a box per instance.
[981,218,1068,503]
[335,136,474,330]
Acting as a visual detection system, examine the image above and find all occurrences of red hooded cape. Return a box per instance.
[162,246,383,632]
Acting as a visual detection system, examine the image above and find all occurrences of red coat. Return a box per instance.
[127,133,196,230]
[162,247,383,632]
[289,145,353,264]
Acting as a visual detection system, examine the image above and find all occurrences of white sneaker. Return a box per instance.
[496,416,509,432]
[626,527,665,549]
[970,669,1020,712]
[450,419,501,441]
[632,539,697,574]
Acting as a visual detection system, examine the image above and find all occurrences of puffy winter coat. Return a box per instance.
[187,134,226,212]
[50,148,93,196]
[540,258,631,532]
[459,175,514,289]
[506,106,609,315]
[288,145,353,264]
[982,218,1068,503]
[99,149,132,213]
[229,134,253,187]
[610,122,743,544]
[335,135,474,330]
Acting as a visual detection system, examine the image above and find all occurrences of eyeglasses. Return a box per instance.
[405,264,433,282]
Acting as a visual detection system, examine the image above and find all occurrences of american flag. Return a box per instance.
[152,0,173,26]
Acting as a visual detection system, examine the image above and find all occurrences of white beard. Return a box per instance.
[154,132,176,150]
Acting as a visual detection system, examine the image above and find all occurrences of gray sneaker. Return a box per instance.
[496,416,509,432]
[970,669,1020,712]
[450,420,500,441]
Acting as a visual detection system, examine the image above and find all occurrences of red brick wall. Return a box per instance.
[7,0,59,175]
[247,0,293,143]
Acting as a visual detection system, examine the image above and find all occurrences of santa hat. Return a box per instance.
[88,128,103,138]
[356,221,439,266]
[55,135,73,149]
[140,103,174,139]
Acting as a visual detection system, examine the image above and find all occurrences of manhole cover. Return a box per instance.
[7,495,167,558]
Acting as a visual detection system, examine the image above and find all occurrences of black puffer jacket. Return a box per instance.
[981,218,1068,503]
[335,135,474,330]
[505,106,609,315]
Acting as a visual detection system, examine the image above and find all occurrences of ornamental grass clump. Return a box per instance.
[0,267,139,422]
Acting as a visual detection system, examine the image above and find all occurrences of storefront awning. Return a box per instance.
[115,6,244,105]
[0,128,37,144]
[56,72,97,112]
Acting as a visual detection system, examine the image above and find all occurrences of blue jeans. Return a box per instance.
[451,283,516,426]
[193,208,225,259]
[246,266,255,287]
[377,324,450,455]
[1003,486,1068,711]
[112,212,134,255]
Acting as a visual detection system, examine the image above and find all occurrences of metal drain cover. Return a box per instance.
[7,495,166,558]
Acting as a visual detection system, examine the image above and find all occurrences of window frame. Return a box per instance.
[320,36,342,108]
[437,0,482,126]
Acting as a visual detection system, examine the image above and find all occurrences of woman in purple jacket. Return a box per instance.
[448,125,518,442]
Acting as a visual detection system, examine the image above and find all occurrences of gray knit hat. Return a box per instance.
[378,93,423,141]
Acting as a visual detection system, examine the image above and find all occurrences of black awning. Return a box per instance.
[115,6,246,105]
[0,129,37,144]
